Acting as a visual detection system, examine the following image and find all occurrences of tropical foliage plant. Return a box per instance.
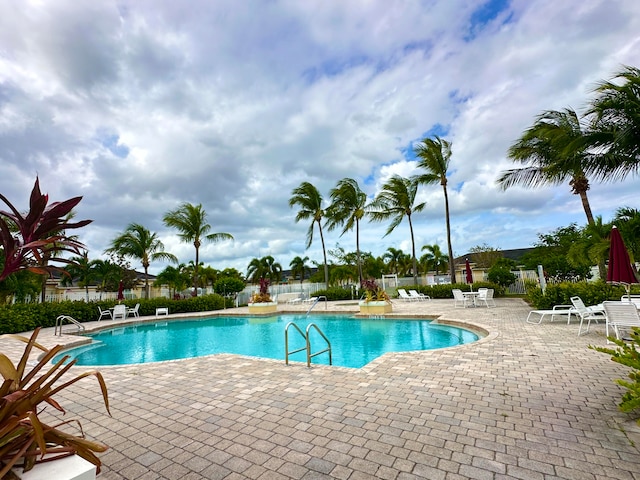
[590,328,640,424]
[250,278,273,303]
[0,328,110,476]
[360,279,390,303]
[0,177,91,283]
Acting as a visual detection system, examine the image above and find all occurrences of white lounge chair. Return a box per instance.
[571,296,606,336]
[621,295,640,309]
[98,306,112,321]
[409,290,430,301]
[603,301,640,342]
[397,289,415,301]
[112,304,127,320]
[452,289,469,308]
[526,304,574,324]
[302,296,318,304]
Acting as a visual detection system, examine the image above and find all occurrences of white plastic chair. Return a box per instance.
[112,304,127,320]
[603,301,640,342]
[98,306,112,321]
[571,296,606,336]
[476,288,496,308]
[409,290,430,301]
[127,303,140,318]
[452,289,468,308]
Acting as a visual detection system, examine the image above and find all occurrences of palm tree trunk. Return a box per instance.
[443,185,456,283]
[144,266,149,299]
[318,220,330,288]
[356,219,363,285]
[194,243,200,297]
[579,191,595,226]
[408,215,418,284]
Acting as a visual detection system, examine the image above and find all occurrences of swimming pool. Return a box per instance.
[57,314,480,368]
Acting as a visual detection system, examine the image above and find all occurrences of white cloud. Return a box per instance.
[1,0,640,275]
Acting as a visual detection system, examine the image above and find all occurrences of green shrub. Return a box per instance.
[590,328,640,424]
[0,294,227,334]
[313,287,353,301]
[525,281,626,309]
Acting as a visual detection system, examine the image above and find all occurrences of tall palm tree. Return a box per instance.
[326,178,369,285]
[91,258,123,298]
[567,216,610,278]
[289,256,310,284]
[586,65,640,181]
[421,244,449,275]
[105,223,178,299]
[614,207,640,261]
[163,203,233,297]
[413,136,456,283]
[246,256,282,284]
[62,251,97,302]
[370,175,426,284]
[497,109,596,226]
[382,247,405,275]
[289,182,330,287]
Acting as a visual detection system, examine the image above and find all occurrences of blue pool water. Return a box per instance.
[56,314,479,368]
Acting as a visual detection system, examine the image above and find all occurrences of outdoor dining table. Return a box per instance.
[462,291,480,307]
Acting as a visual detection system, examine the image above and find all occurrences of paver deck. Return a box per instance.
[2,298,640,479]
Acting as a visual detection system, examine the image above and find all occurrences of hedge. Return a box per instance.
[525,280,631,309]
[401,282,505,299]
[0,294,228,334]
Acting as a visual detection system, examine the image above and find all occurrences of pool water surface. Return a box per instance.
[58,314,479,368]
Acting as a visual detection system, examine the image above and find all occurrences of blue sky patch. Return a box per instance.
[466,0,513,41]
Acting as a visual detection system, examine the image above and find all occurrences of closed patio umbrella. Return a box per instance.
[117,280,125,302]
[607,226,638,297]
[465,258,473,289]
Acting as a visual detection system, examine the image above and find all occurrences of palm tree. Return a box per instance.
[105,223,178,298]
[62,251,97,302]
[382,247,405,275]
[413,136,456,282]
[326,178,369,285]
[370,175,426,284]
[421,244,449,275]
[289,256,310,284]
[567,216,610,278]
[91,259,122,298]
[289,182,330,287]
[614,207,640,261]
[163,203,233,297]
[497,109,596,226]
[246,256,282,284]
[586,65,640,181]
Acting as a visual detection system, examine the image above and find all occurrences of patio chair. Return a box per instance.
[97,306,112,321]
[127,303,140,318]
[571,296,606,336]
[397,289,415,301]
[526,304,574,324]
[603,301,640,342]
[452,289,469,308]
[409,289,430,301]
[476,288,496,308]
[621,295,640,309]
[112,304,127,320]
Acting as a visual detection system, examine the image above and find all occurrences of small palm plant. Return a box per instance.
[0,328,110,476]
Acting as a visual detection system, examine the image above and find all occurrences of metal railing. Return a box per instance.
[54,315,85,336]
[284,322,332,367]
[306,295,327,316]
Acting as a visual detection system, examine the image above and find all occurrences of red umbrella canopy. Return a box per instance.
[607,226,637,285]
[465,258,473,284]
[117,280,125,301]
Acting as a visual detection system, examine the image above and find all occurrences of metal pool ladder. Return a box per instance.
[285,322,332,367]
[55,315,85,336]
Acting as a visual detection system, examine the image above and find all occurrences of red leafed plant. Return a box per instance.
[250,278,273,303]
[0,177,92,282]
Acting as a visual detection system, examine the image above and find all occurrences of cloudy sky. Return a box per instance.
[1,0,640,276]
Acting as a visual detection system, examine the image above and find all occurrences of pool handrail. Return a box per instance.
[284,321,332,367]
[305,295,327,316]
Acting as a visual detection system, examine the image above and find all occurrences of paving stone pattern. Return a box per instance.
[3,298,640,479]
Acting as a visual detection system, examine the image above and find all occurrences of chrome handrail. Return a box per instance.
[305,295,327,316]
[285,321,332,367]
[55,315,85,336]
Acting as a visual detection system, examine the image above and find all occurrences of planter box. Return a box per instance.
[248,302,278,314]
[12,454,96,480]
[359,301,392,315]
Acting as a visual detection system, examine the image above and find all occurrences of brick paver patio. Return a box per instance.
[2,298,640,479]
